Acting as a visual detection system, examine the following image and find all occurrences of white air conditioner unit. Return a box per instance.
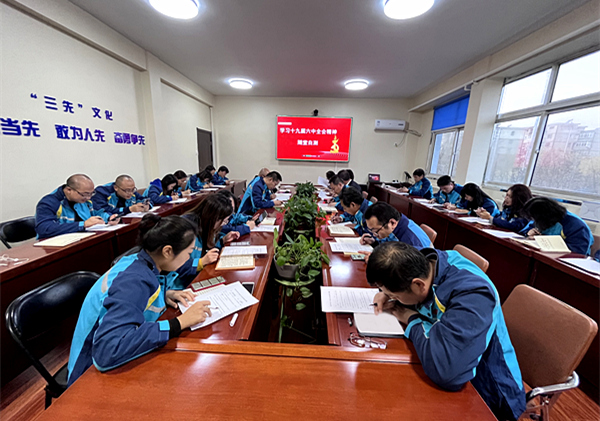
[375,119,408,131]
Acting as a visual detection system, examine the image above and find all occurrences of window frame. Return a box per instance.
[426,126,465,178]
[483,48,600,201]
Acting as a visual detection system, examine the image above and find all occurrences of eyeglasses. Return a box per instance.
[370,220,389,235]
[0,254,29,267]
[348,332,387,349]
[116,185,137,195]
[67,185,94,199]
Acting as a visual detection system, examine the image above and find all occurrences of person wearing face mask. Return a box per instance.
[142,174,182,205]
[430,175,463,205]
[238,171,283,215]
[67,214,212,386]
[367,242,526,421]
[476,184,532,234]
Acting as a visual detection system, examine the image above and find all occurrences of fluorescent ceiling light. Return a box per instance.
[149,0,199,20]
[383,0,434,20]
[229,79,254,90]
[344,79,369,91]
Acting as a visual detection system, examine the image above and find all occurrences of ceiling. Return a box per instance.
[68,0,591,99]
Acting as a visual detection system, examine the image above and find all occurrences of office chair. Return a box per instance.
[111,246,141,266]
[420,224,437,244]
[5,271,100,408]
[0,216,36,249]
[453,244,489,273]
[502,285,597,421]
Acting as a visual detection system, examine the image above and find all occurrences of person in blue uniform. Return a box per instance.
[446,183,500,216]
[35,174,119,238]
[205,165,216,177]
[337,169,362,193]
[431,175,463,205]
[92,174,149,215]
[216,189,258,237]
[331,187,371,235]
[360,202,431,249]
[178,194,237,281]
[476,184,532,234]
[367,242,526,421]
[212,166,230,185]
[142,174,181,205]
[326,170,336,181]
[400,168,433,199]
[239,171,283,215]
[186,169,213,192]
[328,175,347,212]
[67,214,212,386]
[173,170,191,195]
[522,197,594,255]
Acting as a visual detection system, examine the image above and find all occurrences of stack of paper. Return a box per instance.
[318,191,330,200]
[318,204,338,213]
[252,224,279,232]
[220,245,268,256]
[329,242,372,253]
[559,258,600,275]
[354,312,405,337]
[275,193,291,201]
[178,282,259,330]
[213,185,227,189]
[86,223,127,232]
[320,286,379,313]
[201,188,218,192]
[317,176,329,187]
[413,198,431,203]
[34,232,96,247]
[216,255,255,270]
[534,235,571,252]
[482,229,523,239]
[170,198,188,204]
[460,217,492,225]
[261,217,277,225]
[126,206,162,218]
[328,224,355,236]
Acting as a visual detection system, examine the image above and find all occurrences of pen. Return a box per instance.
[207,306,220,310]
[230,313,239,327]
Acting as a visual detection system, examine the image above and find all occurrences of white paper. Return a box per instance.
[178,282,259,330]
[86,223,127,232]
[580,201,600,222]
[252,224,279,232]
[318,191,330,200]
[460,217,492,225]
[261,217,277,225]
[354,312,405,337]
[335,237,362,244]
[318,176,329,187]
[328,225,355,236]
[213,185,227,189]
[482,229,523,239]
[125,207,161,218]
[320,286,379,313]
[216,255,254,270]
[275,193,291,201]
[170,198,188,204]
[413,198,431,203]
[534,235,571,253]
[220,245,268,256]
[318,204,338,213]
[330,242,372,253]
[201,188,218,192]
[559,258,600,275]
[34,232,96,247]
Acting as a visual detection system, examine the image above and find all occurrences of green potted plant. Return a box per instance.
[282,195,326,239]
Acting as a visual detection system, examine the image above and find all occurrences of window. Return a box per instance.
[484,50,600,198]
[428,128,464,177]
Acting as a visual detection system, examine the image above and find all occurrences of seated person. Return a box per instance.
[212,166,230,185]
[204,165,216,177]
[216,189,259,237]
[67,214,212,386]
[522,197,594,255]
[173,170,191,196]
[143,174,181,205]
[179,194,238,280]
[35,174,119,238]
[476,184,532,234]
[446,183,500,217]
[338,169,362,193]
[367,242,526,421]
[93,174,149,215]
[399,168,433,199]
[325,170,336,181]
[186,169,213,192]
[331,187,371,235]
[361,202,431,249]
[431,175,462,205]
[239,171,283,215]
[328,175,346,212]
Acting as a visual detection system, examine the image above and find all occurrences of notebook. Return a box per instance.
[216,255,255,270]
[34,232,96,247]
[220,246,268,256]
[328,225,355,236]
[354,312,405,337]
[261,217,277,225]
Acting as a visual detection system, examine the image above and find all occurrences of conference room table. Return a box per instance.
[0,180,246,386]
[367,182,600,394]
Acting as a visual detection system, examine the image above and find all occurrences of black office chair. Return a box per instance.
[5,271,100,408]
[0,216,36,249]
[111,246,141,266]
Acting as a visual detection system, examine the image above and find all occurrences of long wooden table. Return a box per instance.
[36,344,496,421]
[368,183,600,396]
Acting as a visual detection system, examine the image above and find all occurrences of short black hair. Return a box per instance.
[364,201,400,225]
[413,168,426,177]
[218,166,229,174]
[161,174,178,193]
[329,175,343,186]
[174,170,188,180]
[436,175,453,187]
[337,170,351,182]
[266,171,282,182]
[205,165,216,172]
[346,169,355,180]
[340,186,363,207]
[198,169,212,182]
[521,197,567,232]
[138,214,197,256]
[366,242,431,293]
[326,171,336,180]
[216,189,238,211]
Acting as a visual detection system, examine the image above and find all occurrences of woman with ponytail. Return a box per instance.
[67,214,211,386]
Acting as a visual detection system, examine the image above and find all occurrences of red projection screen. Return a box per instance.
[276,115,352,162]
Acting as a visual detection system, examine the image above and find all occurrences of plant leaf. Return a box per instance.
[295,303,306,311]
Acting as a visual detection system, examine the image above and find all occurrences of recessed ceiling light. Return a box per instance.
[344,79,369,91]
[383,0,434,20]
[229,78,254,90]
[149,0,199,20]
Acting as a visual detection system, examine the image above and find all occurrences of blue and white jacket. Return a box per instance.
[67,250,185,386]
[142,178,173,205]
[433,184,463,205]
[492,206,531,234]
[403,249,526,420]
[239,177,274,215]
[212,174,229,185]
[372,214,431,249]
[35,186,111,238]
[459,196,500,217]
[408,177,433,200]
[221,213,252,237]
[186,174,209,192]
[540,211,594,255]
[340,199,371,235]
[92,182,147,215]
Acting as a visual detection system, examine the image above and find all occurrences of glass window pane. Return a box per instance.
[430,132,456,175]
[552,51,600,102]
[530,106,600,196]
[498,69,552,114]
[451,130,464,177]
[484,117,539,185]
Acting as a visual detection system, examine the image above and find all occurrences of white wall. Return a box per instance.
[213,96,417,184]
